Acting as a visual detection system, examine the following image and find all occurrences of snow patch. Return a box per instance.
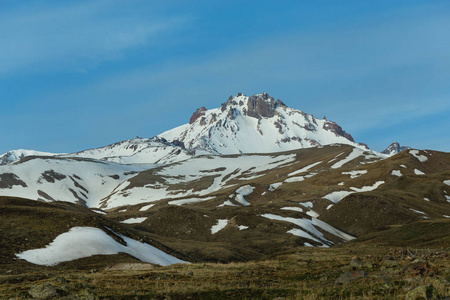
[350,181,385,192]
[238,225,249,230]
[218,200,238,207]
[414,169,425,175]
[168,196,215,206]
[281,207,303,213]
[443,180,450,186]
[323,181,385,203]
[261,213,354,247]
[391,170,402,177]
[409,150,428,162]
[234,185,254,206]
[121,217,147,224]
[288,161,322,176]
[16,227,186,266]
[306,210,319,218]
[269,182,282,191]
[342,170,367,179]
[409,208,427,215]
[409,208,430,219]
[424,198,430,202]
[284,176,305,183]
[331,148,363,169]
[211,219,228,234]
[139,204,155,211]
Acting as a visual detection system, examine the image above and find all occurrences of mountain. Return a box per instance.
[0,93,371,165]
[0,92,449,274]
[159,93,368,155]
[381,141,411,155]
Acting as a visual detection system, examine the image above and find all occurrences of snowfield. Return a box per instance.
[16,227,187,266]
[103,154,296,209]
[0,157,151,208]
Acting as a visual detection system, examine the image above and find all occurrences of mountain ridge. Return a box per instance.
[0,92,381,165]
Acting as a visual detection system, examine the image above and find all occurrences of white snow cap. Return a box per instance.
[159,93,370,155]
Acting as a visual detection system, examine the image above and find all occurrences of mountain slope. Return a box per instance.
[63,137,192,165]
[159,93,368,155]
[0,156,151,208]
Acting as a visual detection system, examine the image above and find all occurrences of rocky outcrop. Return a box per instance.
[189,107,207,124]
[322,121,355,142]
[245,93,285,119]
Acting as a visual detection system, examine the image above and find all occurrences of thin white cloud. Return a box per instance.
[0,0,189,76]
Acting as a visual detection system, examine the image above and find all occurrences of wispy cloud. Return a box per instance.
[83,3,450,112]
[3,1,449,153]
[0,0,189,76]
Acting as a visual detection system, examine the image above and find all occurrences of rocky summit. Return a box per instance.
[159,93,363,155]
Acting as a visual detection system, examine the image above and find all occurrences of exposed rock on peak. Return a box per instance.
[381,142,411,155]
[322,121,355,142]
[189,107,207,124]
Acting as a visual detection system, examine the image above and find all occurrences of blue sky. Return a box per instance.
[1,0,449,154]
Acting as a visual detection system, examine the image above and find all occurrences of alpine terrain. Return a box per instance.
[1,93,449,299]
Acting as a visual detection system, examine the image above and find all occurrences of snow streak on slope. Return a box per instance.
[16,227,186,266]
[159,93,366,155]
[323,181,385,203]
[261,214,354,247]
[102,153,297,208]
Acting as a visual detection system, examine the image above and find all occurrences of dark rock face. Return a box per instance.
[189,107,207,124]
[358,143,370,150]
[381,142,411,155]
[322,121,355,142]
[40,170,67,183]
[0,173,27,189]
[246,93,284,119]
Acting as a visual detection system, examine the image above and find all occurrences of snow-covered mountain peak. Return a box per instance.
[160,93,362,155]
[381,142,411,156]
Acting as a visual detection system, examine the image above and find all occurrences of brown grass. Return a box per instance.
[1,245,449,299]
